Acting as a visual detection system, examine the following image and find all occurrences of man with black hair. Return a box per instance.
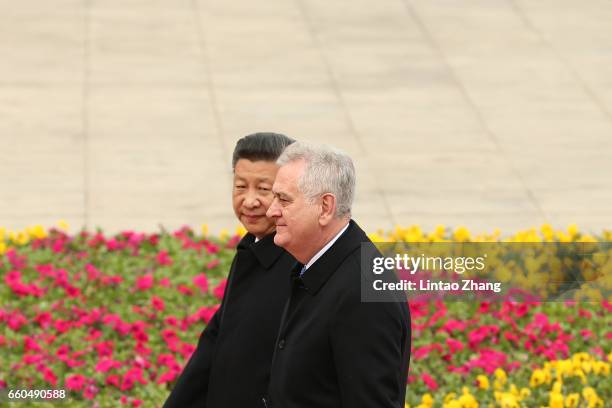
[163,132,296,408]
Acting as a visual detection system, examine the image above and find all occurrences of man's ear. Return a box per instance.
[319,193,337,226]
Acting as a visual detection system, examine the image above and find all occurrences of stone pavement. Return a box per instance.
[1,0,611,236]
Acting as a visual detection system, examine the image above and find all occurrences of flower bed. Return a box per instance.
[0,224,610,407]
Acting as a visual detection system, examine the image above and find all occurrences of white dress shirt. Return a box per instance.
[301,222,350,275]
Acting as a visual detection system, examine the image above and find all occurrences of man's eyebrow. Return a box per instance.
[272,190,292,200]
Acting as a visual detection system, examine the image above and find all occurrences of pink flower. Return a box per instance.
[41,365,57,386]
[164,316,179,327]
[193,273,209,293]
[8,312,28,331]
[106,374,121,388]
[580,330,593,340]
[83,384,99,400]
[66,374,87,391]
[156,370,179,384]
[206,259,220,270]
[34,312,53,329]
[440,319,467,333]
[151,296,165,312]
[446,338,464,353]
[421,372,438,391]
[156,250,173,266]
[213,279,227,300]
[135,274,154,291]
[23,336,42,353]
[85,263,101,281]
[177,284,194,296]
[95,358,122,373]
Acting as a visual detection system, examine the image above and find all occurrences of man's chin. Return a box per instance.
[273,233,287,248]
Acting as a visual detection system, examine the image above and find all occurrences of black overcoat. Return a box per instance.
[163,232,296,408]
[265,220,411,408]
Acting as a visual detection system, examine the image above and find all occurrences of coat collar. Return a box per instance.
[238,232,286,270]
[298,219,368,295]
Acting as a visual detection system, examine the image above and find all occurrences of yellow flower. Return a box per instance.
[235,225,247,237]
[57,219,70,231]
[497,392,519,408]
[552,380,563,394]
[582,387,604,408]
[201,224,209,237]
[453,226,471,242]
[368,232,385,242]
[416,394,434,408]
[0,241,6,255]
[444,393,457,404]
[565,393,580,408]
[27,224,47,240]
[219,228,229,240]
[476,375,489,390]
[15,231,29,246]
[530,369,547,387]
[458,390,478,408]
[494,368,507,384]
[567,223,579,238]
[540,223,554,241]
[0,226,6,241]
[443,400,461,408]
[405,404,411,408]
[519,388,530,400]
[549,392,564,408]
[574,368,587,385]
[592,361,609,375]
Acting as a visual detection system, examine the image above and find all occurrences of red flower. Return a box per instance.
[65,374,86,391]
[135,274,154,291]
[213,279,227,300]
[23,336,42,353]
[446,338,464,353]
[193,273,209,293]
[177,284,194,296]
[156,250,173,266]
[206,259,220,270]
[421,372,438,391]
[41,365,57,386]
[580,329,593,340]
[151,296,165,312]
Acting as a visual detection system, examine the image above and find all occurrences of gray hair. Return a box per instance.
[277,142,355,218]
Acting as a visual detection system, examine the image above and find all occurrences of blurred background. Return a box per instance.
[1,0,611,235]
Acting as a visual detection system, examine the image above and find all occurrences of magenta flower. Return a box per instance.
[156,250,173,266]
[135,274,154,291]
[421,372,438,391]
[151,296,165,312]
[65,374,87,391]
[193,273,209,293]
[213,279,227,300]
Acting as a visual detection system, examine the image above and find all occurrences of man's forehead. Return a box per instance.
[273,160,304,192]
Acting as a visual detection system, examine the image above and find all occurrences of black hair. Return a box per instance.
[232,132,295,169]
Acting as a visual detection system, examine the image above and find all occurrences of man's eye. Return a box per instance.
[235,185,246,190]
[259,187,271,192]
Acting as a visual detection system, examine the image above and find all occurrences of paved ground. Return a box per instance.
[1,0,611,236]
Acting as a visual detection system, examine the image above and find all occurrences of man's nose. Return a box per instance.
[244,191,260,208]
[266,198,280,218]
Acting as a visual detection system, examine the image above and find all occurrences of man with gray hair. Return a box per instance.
[264,142,410,408]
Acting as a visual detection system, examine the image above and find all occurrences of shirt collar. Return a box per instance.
[303,222,350,272]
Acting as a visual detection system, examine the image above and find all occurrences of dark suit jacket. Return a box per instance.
[266,220,411,408]
[163,232,296,408]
